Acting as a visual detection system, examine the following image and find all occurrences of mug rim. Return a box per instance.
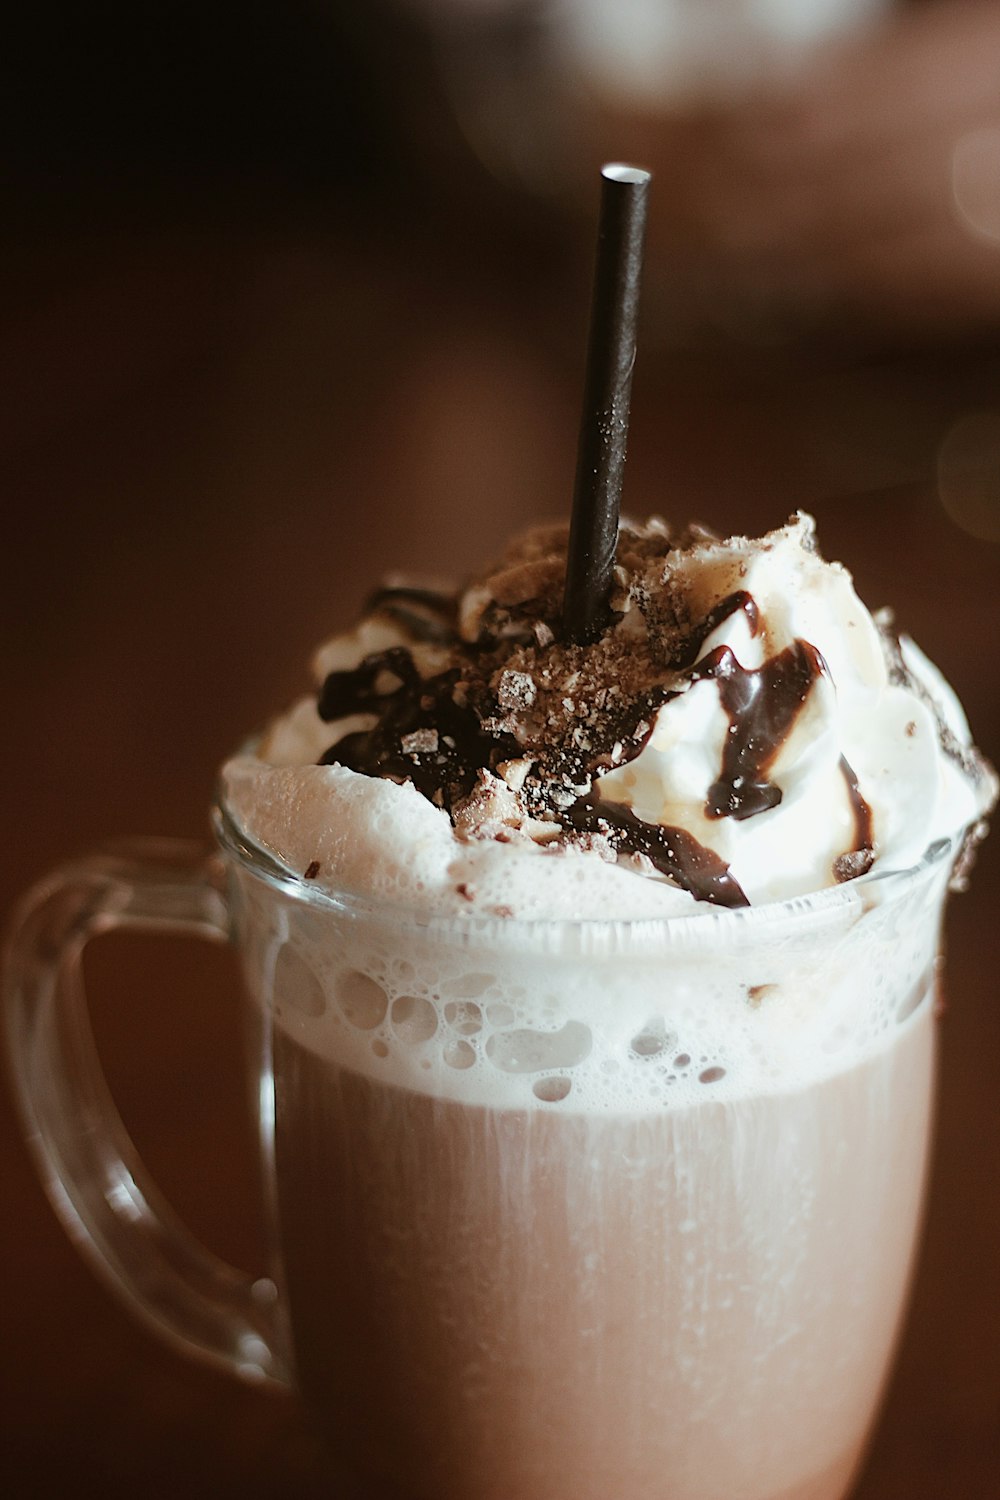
[212,790,967,940]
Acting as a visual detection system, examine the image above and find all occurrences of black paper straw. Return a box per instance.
[563,162,651,643]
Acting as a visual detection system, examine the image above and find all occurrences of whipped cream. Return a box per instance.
[222,514,994,920]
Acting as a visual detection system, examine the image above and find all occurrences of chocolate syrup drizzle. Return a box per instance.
[835,756,875,881]
[319,647,518,807]
[315,584,874,906]
[568,794,749,909]
[675,589,759,669]
[363,586,458,644]
[692,639,826,820]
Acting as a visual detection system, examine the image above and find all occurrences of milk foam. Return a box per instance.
[229,841,950,1115]
[223,759,698,921]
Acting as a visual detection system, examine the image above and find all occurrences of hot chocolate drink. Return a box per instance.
[221,513,994,1499]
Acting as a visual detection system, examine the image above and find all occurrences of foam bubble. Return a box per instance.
[444,1001,484,1036]
[533,1077,573,1103]
[631,1019,675,1059]
[336,971,388,1030]
[391,995,438,1045]
[444,1039,476,1070]
[486,1022,593,1075]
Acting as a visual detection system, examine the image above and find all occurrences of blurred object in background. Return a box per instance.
[12,1,1000,351]
[410,0,892,115]
[531,0,892,106]
[403,0,1000,344]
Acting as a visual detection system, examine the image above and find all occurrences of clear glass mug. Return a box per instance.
[4,794,959,1500]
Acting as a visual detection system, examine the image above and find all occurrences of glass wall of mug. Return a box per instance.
[222,802,949,1500]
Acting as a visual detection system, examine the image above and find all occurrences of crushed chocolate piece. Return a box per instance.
[401,728,439,755]
[453,770,526,841]
[833,849,876,883]
[497,758,532,791]
[568,830,618,863]
[495,669,537,710]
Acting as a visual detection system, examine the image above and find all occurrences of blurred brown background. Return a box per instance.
[2,2,999,1496]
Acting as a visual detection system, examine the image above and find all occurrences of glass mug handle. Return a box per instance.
[2,839,291,1387]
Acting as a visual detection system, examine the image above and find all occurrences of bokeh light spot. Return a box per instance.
[952,127,1000,244]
